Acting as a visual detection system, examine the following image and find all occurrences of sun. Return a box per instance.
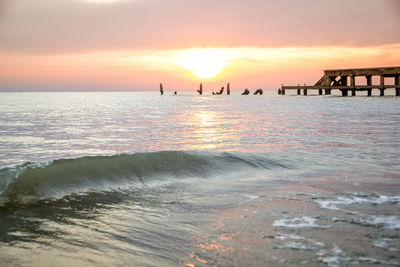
[176,48,232,79]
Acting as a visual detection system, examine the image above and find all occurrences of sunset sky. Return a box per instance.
[1,0,399,91]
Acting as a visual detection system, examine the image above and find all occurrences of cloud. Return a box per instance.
[0,0,399,54]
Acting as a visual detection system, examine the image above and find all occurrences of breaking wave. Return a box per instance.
[0,151,287,207]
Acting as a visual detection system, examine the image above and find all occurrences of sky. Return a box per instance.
[0,0,399,91]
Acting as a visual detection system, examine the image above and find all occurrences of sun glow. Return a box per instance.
[176,48,232,79]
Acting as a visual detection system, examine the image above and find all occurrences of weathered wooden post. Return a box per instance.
[303,88,307,95]
[350,75,355,87]
[319,89,323,95]
[380,75,385,87]
[366,75,372,96]
[341,89,348,96]
[395,75,400,96]
[349,75,355,97]
[380,75,385,96]
[282,88,285,95]
[366,75,372,86]
[278,88,282,95]
[340,76,348,86]
[160,83,164,95]
[227,83,230,95]
[197,83,203,95]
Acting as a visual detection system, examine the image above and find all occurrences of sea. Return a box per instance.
[0,90,399,266]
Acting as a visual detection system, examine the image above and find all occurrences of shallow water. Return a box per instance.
[0,91,399,266]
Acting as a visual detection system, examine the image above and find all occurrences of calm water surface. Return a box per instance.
[0,91,399,266]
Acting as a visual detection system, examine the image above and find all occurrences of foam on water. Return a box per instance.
[273,216,329,229]
[317,244,399,266]
[373,238,399,252]
[361,215,400,230]
[313,193,400,231]
[315,194,400,211]
[280,242,316,251]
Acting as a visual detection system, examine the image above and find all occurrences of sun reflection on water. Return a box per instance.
[183,108,239,151]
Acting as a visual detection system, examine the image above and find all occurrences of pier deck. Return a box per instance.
[280,67,400,96]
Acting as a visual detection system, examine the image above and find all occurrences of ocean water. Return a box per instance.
[0,91,399,266]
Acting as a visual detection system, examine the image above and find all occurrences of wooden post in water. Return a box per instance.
[367,76,372,96]
[395,75,400,96]
[319,89,323,95]
[346,75,355,97]
[197,83,203,95]
[366,75,372,86]
[350,75,355,87]
[340,76,348,86]
[227,83,230,95]
[380,75,385,96]
[160,83,164,95]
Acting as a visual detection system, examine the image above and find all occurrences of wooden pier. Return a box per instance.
[280,67,400,96]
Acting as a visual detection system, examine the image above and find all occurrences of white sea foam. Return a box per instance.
[356,257,399,266]
[318,245,351,267]
[373,238,399,252]
[315,194,400,211]
[361,215,400,230]
[315,243,400,266]
[240,194,259,204]
[274,234,325,247]
[273,216,329,228]
[281,242,315,251]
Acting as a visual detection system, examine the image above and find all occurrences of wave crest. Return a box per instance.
[0,151,287,207]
